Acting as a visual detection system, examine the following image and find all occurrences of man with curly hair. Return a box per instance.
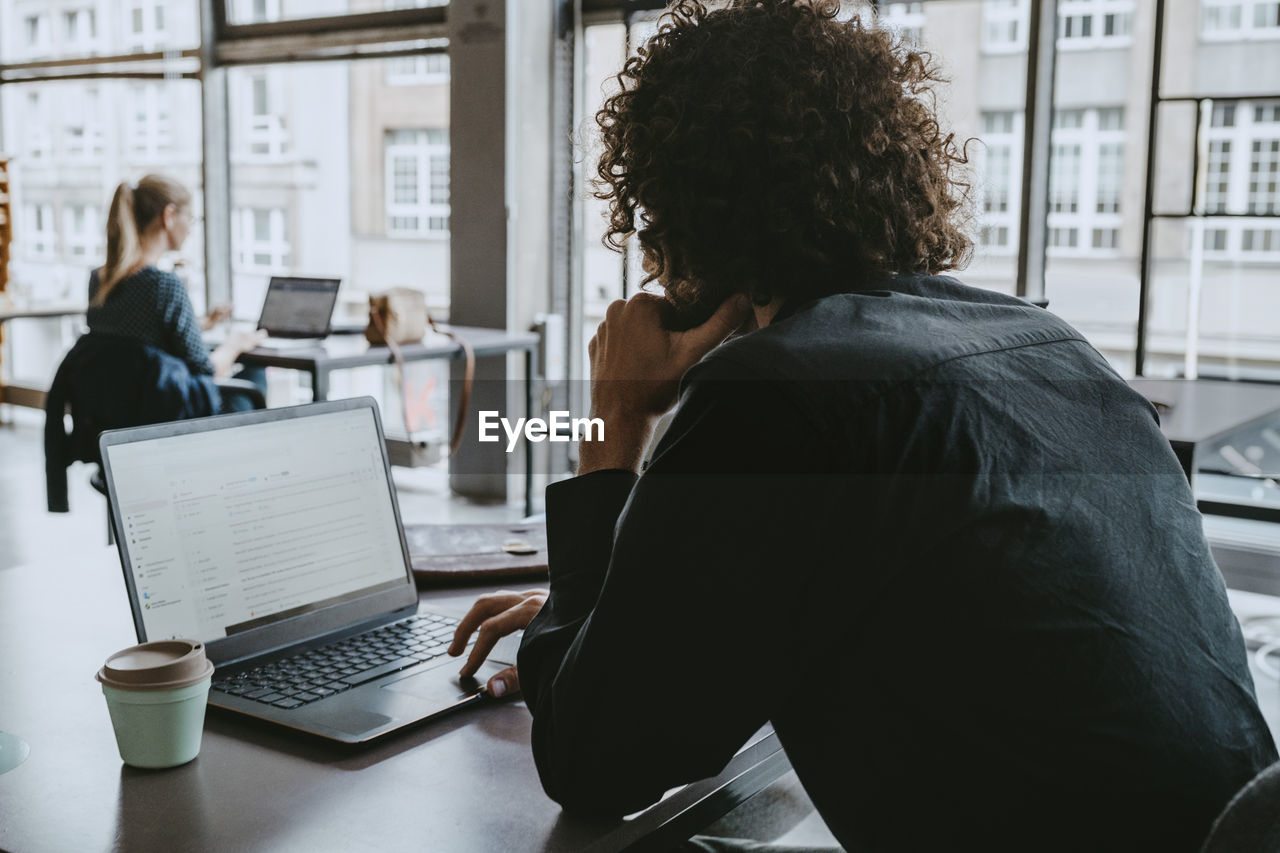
[450,1,1276,849]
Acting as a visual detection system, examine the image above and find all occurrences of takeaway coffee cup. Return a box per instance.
[97,640,214,769]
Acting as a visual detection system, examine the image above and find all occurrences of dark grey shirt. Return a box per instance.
[518,274,1278,852]
[87,266,214,375]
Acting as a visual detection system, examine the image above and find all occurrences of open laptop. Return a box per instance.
[99,397,516,744]
[255,276,341,347]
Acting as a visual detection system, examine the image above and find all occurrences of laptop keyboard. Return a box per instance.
[211,613,460,711]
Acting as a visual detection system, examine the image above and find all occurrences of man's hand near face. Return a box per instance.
[452,291,751,688]
[580,292,752,475]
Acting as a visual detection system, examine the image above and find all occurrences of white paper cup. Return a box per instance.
[97,640,214,769]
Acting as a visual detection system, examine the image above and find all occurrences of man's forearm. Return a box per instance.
[576,410,656,475]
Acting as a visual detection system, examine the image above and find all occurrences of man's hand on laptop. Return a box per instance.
[581,292,751,475]
[450,589,547,698]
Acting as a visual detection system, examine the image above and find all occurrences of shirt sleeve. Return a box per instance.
[517,356,850,816]
[157,272,215,375]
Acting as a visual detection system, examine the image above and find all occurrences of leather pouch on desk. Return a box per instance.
[405,522,548,587]
[366,287,474,456]
[365,288,426,346]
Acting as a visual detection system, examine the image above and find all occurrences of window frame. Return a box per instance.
[1047,106,1126,258]
[977,110,1025,255]
[384,128,451,238]
[981,0,1030,53]
[1201,98,1280,263]
[1056,0,1135,50]
[233,206,290,273]
[1200,0,1280,41]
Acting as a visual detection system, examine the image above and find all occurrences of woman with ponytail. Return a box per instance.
[88,174,263,382]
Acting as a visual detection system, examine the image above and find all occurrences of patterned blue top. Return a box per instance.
[87,266,214,375]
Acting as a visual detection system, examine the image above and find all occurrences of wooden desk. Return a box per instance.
[0,546,786,853]
[1127,379,1280,482]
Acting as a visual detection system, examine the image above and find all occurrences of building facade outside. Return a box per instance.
[577,0,1280,382]
[1,0,1277,392]
[0,0,452,397]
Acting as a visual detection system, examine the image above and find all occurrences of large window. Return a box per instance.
[226,59,451,329]
[387,53,449,86]
[22,204,55,261]
[127,83,176,160]
[224,0,445,26]
[1201,0,1280,39]
[0,78,205,306]
[877,2,926,45]
[233,207,290,272]
[235,71,288,160]
[1058,0,1134,47]
[979,0,1134,51]
[982,0,1029,52]
[1047,107,1126,256]
[977,111,1024,254]
[384,129,450,237]
[64,205,103,262]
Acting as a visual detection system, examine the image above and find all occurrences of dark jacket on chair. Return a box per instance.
[45,333,221,512]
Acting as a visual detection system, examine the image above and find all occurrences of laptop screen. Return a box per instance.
[104,405,410,644]
[257,277,340,336]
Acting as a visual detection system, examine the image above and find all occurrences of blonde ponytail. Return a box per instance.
[94,174,193,305]
[96,182,140,304]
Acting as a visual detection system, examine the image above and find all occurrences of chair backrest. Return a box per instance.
[45,334,222,512]
[1199,759,1280,853]
[51,334,221,464]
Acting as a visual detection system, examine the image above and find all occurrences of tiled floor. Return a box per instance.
[0,404,524,573]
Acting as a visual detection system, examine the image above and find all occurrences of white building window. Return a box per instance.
[23,204,56,261]
[63,8,98,52]
[127,83,173,159]
[128,2,168,52]
[977,111,1024,254]
[239,72,287,158]
[982,0,1028,52]
[64,88,105,160]
[24,92,52,160]
[64,205,103,262]
[385,129,450,237]
[1058,0,1133,48]
[234,208,290,271]
[876,2,925,46]
[233,0,282,23]
[1203,99,1280,259]
[23,12,51,57]
[386,53,450,86]
[1202,0,1280,39]
[981,0,1132,51]
[1048,107,1126,257]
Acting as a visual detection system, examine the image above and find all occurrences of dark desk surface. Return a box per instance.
[1128,378,1280,448]
[237,326,540,371]
[0,546,783,853]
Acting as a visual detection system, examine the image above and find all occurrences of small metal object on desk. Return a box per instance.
[502,541,538,555]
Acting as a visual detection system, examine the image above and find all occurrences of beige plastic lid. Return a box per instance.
[96,640,214,691]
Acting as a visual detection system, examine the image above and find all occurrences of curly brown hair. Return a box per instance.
[594,0,973,325]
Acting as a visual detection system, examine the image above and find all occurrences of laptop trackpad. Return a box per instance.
[329,709,394,736]
[381,636,520,702]
[381,660,506,702]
